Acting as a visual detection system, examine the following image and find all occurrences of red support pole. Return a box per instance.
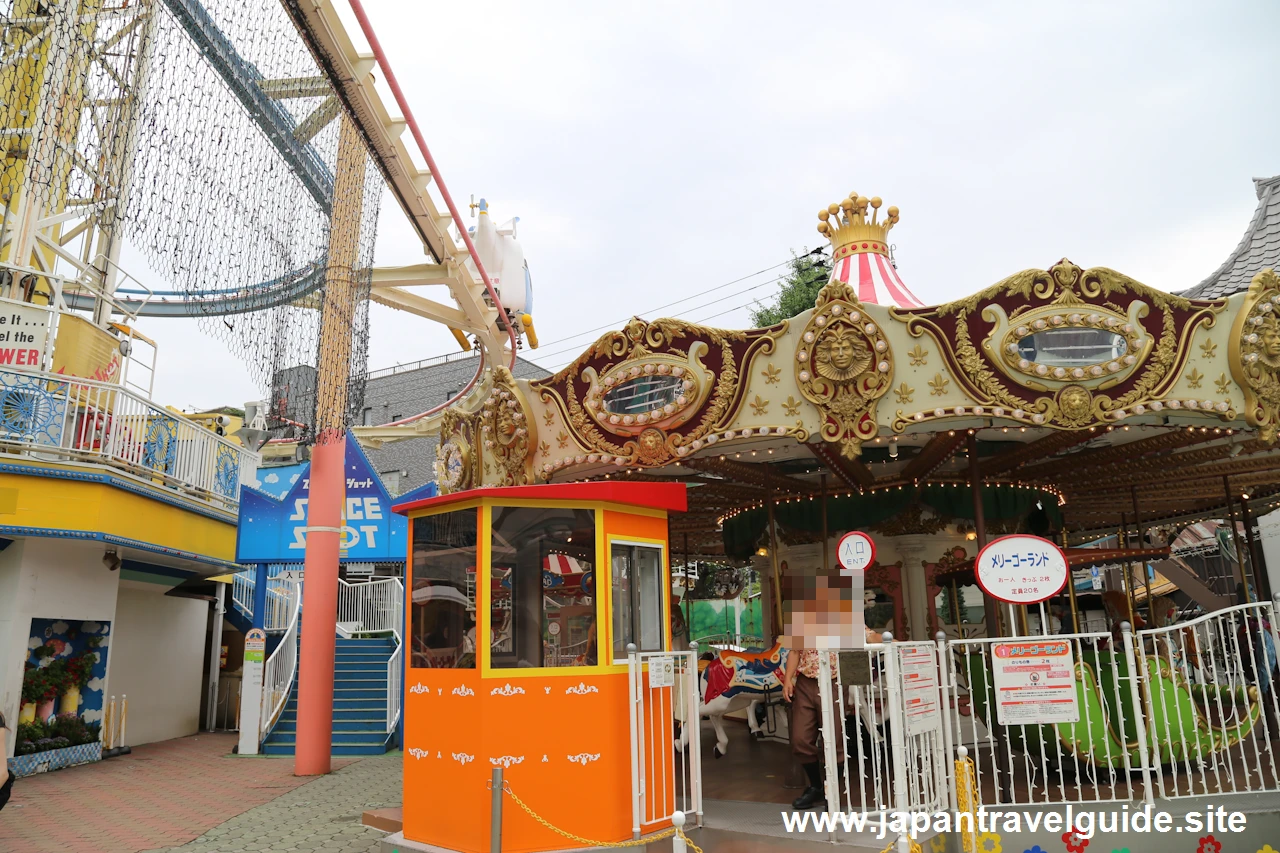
[295,434,345,775]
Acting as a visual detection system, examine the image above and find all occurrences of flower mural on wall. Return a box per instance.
[1062,831,1089,853]
[978,832,1001,853]
[1197,837,1221,853]
[24,618,110,723]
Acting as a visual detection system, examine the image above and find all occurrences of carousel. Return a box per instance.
[382,177,1280,851]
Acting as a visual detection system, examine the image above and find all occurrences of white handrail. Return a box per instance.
[0,364,257,510]
[387,637,403,734]
[337,576,402,634]
[260,581,302,742]
[231,567,256,620]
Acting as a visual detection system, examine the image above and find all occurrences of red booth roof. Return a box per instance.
[392,481,688,516]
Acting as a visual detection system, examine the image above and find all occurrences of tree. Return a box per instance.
[749,249,832,327]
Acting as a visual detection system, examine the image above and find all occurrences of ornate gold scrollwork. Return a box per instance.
[1230,269,1280,443]
[795,279,891,458]
[532,316,781,469]
[890,259,1226,431]
[479,366,538,486]
[435,408,476,494]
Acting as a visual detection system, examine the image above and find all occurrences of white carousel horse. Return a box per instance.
[677,642,787,758]
[675,637,889,758]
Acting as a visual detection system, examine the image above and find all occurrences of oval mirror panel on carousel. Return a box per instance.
[974,534,1069,605]
[601,374,685,415]
[1016,327,1129,368]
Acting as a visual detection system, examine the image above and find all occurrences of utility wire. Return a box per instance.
[529,252,814,354]
[540,265,833,370]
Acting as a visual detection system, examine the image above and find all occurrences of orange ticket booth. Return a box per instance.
[392,481,687,853]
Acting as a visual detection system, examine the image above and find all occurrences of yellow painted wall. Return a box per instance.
[0,467,237,561]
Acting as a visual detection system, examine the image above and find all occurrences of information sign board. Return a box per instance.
[899,645,942,735]
[991,640,1080,726]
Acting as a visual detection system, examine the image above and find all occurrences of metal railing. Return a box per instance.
[1138,597,1280,799]
[260,581,301,742]
[629,644,703,838]
[337,575,404,734]
[817,639,949,827]
[262,565,298,633]
[0,365,257,510]
[942,598,1280,807]
[231,567,255,620]
[387,638,403,734]
[337,576,403,634]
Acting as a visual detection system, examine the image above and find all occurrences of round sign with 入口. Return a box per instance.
[837,531,876,575]
[975,534,1069,605]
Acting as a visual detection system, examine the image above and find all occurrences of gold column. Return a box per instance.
[1224,475,1254,603]
[767,494,784,639]
[820,473,829,574]
[1063,529,1080,633]
[1118,514,1137,628]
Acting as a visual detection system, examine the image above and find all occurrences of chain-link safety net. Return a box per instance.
[0,0,382,438]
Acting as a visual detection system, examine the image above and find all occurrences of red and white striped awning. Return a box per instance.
[544,554,582,576]
[830,251,925,309]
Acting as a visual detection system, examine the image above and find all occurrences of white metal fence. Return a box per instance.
[629,644,703,839]
[337,576,402,635]
[263,565,299,633]
[260,582,301,741]
[947,629,1151,806]
[815,639,949,829]
[1138,599,1280,799]
[338,576,404,735]
[941,596,1280,807]
[0,365,257,510]
[387,640,403,734]
[232,567,255,620]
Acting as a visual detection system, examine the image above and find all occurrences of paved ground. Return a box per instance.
[0,733,399,853]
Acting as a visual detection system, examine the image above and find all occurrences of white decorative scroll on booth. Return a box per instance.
[974,534,1069,605]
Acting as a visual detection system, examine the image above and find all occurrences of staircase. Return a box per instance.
[261,636,397,756]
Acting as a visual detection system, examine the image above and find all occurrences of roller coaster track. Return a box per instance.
[90,0,513,372]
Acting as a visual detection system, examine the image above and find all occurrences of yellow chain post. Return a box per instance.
[502,782,704,853]
[955,746,980,853]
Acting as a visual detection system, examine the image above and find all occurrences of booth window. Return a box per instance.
[612,542,665,659]
[490,506,597,669]
[411,509,477,669]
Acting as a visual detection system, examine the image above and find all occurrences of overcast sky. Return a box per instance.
[145,0,1279,411]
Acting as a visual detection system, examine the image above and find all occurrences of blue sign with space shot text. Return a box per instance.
[236,440,408,563]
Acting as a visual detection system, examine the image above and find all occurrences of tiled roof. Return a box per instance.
[1184,174,1280,300]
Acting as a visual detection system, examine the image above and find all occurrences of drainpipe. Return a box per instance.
[205,582,226,731]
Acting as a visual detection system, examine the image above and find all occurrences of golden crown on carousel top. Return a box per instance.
[816,193,899,261]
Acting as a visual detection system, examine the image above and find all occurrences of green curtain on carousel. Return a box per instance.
[721,483,1062,560]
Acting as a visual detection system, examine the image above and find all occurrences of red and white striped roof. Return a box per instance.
[830,250,925,309]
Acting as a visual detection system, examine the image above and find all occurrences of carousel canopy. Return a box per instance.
[408,180,1280,576]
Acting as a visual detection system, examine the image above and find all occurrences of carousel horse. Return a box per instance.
[677,629,888,758]
[679,642,787,758]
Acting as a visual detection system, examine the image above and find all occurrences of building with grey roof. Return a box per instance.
[1185,173,1280,300]
[358,352,551,495]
